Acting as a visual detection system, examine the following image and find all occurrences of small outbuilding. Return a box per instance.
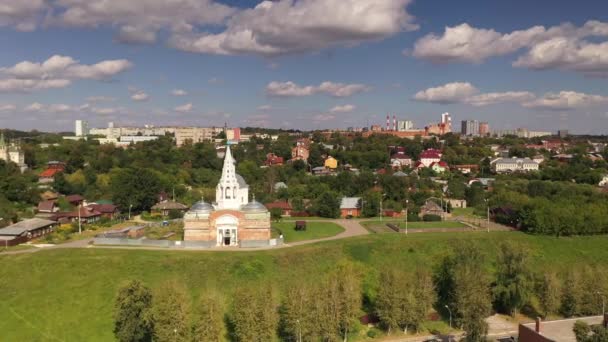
[0,218,57,246]
[295,221,307,231]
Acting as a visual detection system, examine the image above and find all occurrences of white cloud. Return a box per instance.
[208,77,223,85]
[465,91,536,107]
[413,82,478,104]
[86,96,115,102]
[168,0,417,56]
[312,114,336,122]
[266,81,370,97]
[412,20,608,77]
[174,103,193,113]
[330,104,356,113]
[115,25,157,44]
[0,55,132,93]
[0,0,47,32]
[0,104,16,112]
[24,102,45,112]
[171,89,188,96]
[257,105,272,111]
[522,91,608,110]
[130,91,149,101]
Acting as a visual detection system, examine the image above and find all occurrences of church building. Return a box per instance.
[183,145,271,247]
[0,133,27,173]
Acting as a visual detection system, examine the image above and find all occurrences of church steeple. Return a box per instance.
[216,145,249,210]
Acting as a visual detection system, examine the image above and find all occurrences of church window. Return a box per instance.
[225,187,231,199]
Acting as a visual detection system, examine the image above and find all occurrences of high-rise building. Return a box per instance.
[461,120,479,136]
[75,120,89,137]
[397,120,414,131]
[558,130,568,138]
[479,122,490,136]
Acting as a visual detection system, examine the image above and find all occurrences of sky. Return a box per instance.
[0,0,607,133]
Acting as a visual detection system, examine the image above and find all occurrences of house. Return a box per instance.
[446,199,467,209]
[265,201,293,216]
[600,175,608,187]
[0,218,57,246]
[419,149,442,167]
[86,203,119,219]
[532,155,545,164]
[340,197,361,218]
[291,145,310,162]
[265,153,284,166]
[151,200,189,216]
[393,171,408,177]
[390,151,412,169]
[38,161,66,183]
[312,166,331,176]
[430,161,448,173]
[55,206,102,224]
[37,200,58,213]
[419,200,444,218]
[452,164,479,174]
[324,156,338,169]
[66,194,85,205]
[40,190,59,201]
[491,158,539,173]
[274,182,288,192]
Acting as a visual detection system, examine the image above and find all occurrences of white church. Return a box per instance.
[183,145,271,247]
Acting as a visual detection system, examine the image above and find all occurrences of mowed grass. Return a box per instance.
[361,220,468,229]
[2,232,608,341]
[272,221,345,242]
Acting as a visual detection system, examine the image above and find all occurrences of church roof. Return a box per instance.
[236,174,249,188]
[242,200,267,212]
[188,199,214,214]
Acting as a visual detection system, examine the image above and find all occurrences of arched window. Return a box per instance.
[225,187,231,199]
[233,188,237,198]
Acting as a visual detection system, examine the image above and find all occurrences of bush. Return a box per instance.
[423,214,441,222]
[168,209,183,220]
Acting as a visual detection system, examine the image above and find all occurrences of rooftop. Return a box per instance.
[340,197,361,209]
[521,316,604,342]
[0,218,56,236]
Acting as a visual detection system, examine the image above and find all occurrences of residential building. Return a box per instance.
[419,200,444,218]
[558,129,569,138]
[291,145,310,162]
[265,153,284,166]
[37,200,58,213]
[391,151,413,169]
[0,133,27,172]
[430,161,448,173]
[174,127,224,146]
[478,122,489,136]
[452,164,479,174]
[324,156,338,169]
[75,120,89,137]
[66,195,85,206]
[461,120,479,136]
[446,199,467,209]
[183,145,272,247]
[38,161,66,184]
[265,201,293,217]
[340,197,361,218]
[151,200,189,216]
[491,158,540,173]
[493,128,552,138]
[419,149,442,167]
[396,120,414,131]
[0,218,57,246]
[87,204,119,219]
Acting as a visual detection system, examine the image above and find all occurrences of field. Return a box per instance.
[271,221,345,242]
[361,220,468,232]
[2,232,608,341]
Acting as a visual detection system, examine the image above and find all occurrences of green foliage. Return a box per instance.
[312,191,341,218]
[113,280,153,342]
[573,320,608,342]
[538,272,561,318]
[150,280,192,342]
[362,191,381,218]
[230,285,277,342]
[167,209,183,220]
[423,214,441,222]
[193,293,223,342]
[270,207,283,222]
[111,168,162,212]
[493,242,534,316]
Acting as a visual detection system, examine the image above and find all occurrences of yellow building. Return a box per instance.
[324,156,338,169]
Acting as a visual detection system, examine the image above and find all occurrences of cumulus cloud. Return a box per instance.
[330,104,356,113]
[466,91,536,107]
[130,91,149,101]
[266,81,370,97]
[412,20,608,76]
[522,91,608,110]
[174,103,193,113]
[171,89,188,96]
[413,82,479,104]
[0,0,47,32]
[168,0,418,56]
[0,55,132,93]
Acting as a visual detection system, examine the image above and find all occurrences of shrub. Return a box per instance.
[423,214,441,222]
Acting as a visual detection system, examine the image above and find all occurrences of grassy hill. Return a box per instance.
[2,232,608,341]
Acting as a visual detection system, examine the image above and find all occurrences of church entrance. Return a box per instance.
[216,215,239,247]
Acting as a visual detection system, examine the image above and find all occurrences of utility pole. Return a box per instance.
[78,202,82,234]
[405,199,409,236]
[485,198,490,233]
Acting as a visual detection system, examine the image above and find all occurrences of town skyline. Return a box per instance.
[0,0,607,133]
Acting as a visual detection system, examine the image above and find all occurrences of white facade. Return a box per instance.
[0,134,27,172]
[215,146,249,210]
[175,127,224,146]
[491,158,539,173]
[75,120,89,137]
[397,120,414,131]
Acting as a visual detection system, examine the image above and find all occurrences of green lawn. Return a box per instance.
[2,232,608,341]
[451,207,482,218]
[271,221,345,242]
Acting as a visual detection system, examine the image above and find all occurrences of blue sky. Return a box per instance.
[0,0,607,133]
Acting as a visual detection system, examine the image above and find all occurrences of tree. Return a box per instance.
[375,269,407,334]
[150,280,192,342]
[561,271,581,317]
[435,243,491,341]
[111,168,162,212]
[193,293,224,342]
[113,280,153,342]
[361,191,381,218]
[493,242,534,316]
[313,191,341,218]
[270,207,283,222]
[280,283,317,341]
[410,269,436,333]
[538,272,561,318]
[231,285,278,342]
[326,261,361,341]
[573,320,608,342]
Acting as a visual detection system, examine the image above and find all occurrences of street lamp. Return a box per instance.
[128,204,133,220]
[405,199,409,236]
[484,198,490,233]
[380,193,386,222]
[597,291,605,316]
[78,202,82,234]
[445,304,452,330]
[296,319,302,342]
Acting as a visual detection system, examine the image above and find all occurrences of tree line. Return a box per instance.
[113,242,608,342]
